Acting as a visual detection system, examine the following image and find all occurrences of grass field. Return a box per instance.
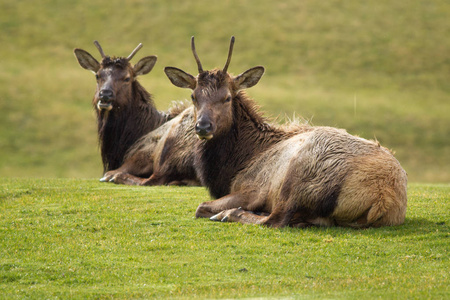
[1,2,449,298]
[0,178,448,299]
[0,0,449,182]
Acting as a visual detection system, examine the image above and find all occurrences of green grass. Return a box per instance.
[0,0,449,182]
[0,178,448,299]
[1,3,448,297]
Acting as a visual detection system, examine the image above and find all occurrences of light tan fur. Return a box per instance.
[332,150,408,227]
[224,126,407,228]
[102,107,200,186]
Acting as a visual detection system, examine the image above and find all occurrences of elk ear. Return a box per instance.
[164,67,197,89]
[74,49,100,73]
[233,66,265,90]
[133,56,157,76]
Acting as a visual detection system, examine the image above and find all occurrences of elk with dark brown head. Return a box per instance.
[164,36,407,228]
[74,41,183,174]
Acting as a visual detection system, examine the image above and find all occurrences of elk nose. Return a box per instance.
[195,120,212,137]
[99,89,114,101]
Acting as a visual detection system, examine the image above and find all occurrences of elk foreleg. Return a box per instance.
[110,172,170,186]
[210,207,270,225]
[101,150,154,183]
[100,170,123,182]
[197,193,301,227]
[109,173,149,185]
[100,162,153,183]
[195,193,253,219]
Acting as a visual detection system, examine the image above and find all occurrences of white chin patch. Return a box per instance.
[97,102,113,111]
[197,134,213,141]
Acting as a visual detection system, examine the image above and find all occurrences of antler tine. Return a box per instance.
[94,40,106,58]
[191,36,203,73]
[222,36,235,73]
[127,43,143,61]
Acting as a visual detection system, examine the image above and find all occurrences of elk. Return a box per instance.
[100,106,200,186]
[74,41,185,174]
[164,36,408,228]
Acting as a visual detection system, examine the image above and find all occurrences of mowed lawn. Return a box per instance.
[1,1,449,298]
[0,178,448,299]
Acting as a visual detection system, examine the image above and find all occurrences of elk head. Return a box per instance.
[74,41,157,112]
[164,36,264,140]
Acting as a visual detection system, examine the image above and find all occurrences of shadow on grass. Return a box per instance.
[366,217,448,238]
[282,217,448,239]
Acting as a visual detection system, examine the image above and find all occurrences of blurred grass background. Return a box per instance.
[0,0,449,182]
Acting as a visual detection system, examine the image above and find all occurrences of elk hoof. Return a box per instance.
[210,213,222,221]
[209,211,228,222]
[210,211,229,222]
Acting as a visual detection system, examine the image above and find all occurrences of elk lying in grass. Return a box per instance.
[100,106,200,186]
[74,41,185,174]
[164,36,408,228]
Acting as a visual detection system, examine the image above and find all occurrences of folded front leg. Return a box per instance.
[195,193,251,219]
[210,207,269,225]
[100,170,122,182]
[110,173,148,185]
[205,200,303,228]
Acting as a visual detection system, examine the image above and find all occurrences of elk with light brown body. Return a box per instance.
[164,36,407,228]
[101,105,200,186]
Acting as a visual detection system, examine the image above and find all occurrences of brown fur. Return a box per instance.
[194,88,303,198]
[74,46,185,175]
[101,106,201,186]
[164,37,407,228]
[95,75,171,172]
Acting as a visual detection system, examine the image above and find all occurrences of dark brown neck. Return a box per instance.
[97,81,170,172]
[194,92,294,198]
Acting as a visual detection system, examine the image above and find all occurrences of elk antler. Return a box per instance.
[191,36,203,73]
[94,40,106,58]
[127,43,143,61]
[223,36,235,73]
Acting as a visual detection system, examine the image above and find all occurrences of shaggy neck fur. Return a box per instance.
[195,92,305,198]
[96,80,170,172]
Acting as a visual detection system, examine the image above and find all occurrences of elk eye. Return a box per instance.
[124,77,131,82]
[191,94,196,102]
[224,96,232,103]
[95,74,99,80]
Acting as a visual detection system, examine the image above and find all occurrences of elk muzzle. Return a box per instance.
[97,89,114,111]
[195,117,213,140]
